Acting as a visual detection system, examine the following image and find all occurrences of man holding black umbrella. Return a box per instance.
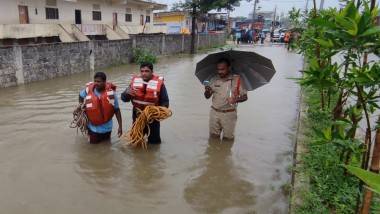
[204,58,248,140]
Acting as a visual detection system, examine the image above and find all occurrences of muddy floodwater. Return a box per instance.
[0,45,302,214]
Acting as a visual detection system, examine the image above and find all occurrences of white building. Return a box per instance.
[0,0,166,44]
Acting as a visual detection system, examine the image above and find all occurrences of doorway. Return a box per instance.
[140,15,144,26]
[75,10,82,24]
[18,5,29,24]
[113,13,118,30]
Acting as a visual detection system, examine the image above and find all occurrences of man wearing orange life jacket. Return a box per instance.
[78,72,123,144]
[121,62,169,144]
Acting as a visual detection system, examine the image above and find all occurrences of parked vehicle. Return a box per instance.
[271,29,280,42]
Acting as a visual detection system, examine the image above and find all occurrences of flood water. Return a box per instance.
[0,45,302,214]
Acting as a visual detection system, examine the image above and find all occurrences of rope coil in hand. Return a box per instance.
[70,103,88,135]
[122,106,172,149]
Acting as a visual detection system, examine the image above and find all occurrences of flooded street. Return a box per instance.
[0,45,302,214]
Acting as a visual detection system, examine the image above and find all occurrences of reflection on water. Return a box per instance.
[74,142,124,196]
[128,145,166,194]
[184,139,256,213]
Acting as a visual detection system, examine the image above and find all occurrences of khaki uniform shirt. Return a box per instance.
[210,74,247,110]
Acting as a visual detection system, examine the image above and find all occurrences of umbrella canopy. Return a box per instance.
[195,50,276,91]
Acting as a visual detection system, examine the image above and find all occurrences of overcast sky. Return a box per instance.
[159,0,343,17]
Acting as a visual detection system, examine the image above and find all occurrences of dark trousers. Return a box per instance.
[133,108,161,144]
[88,129,111,144]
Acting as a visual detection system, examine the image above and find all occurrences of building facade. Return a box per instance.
[0,0,166,45]
[153,11,191,34]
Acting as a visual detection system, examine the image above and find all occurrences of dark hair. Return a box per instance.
[94,72,107,81]
[140,62,154,71]
[217,58,231,67]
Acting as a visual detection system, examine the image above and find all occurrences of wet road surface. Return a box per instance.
[0,45,302,214]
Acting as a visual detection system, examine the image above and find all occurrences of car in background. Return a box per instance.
[271,29,280,42]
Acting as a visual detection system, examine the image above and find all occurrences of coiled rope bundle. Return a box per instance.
[122,106,172,149]
[70,103,88,135]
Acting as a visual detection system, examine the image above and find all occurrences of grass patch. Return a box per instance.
[294,87,361,213]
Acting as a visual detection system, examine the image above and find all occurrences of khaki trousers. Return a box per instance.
[209,108,237,139]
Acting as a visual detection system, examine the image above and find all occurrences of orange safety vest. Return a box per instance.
[84,82,116,125]
[130,75,164,109]
[284,33,290,43]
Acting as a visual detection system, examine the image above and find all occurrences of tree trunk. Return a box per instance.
[360,116,380,214]
[190,3,196,54]
[370,0,376,11]
[370,116,380,173]
[360,188,373,214]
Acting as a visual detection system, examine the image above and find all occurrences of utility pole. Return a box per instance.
[252,0,258,26]
[319,0,325,10]
[305,0,310,11]
[190,1,196,54]
[272,5,276,31]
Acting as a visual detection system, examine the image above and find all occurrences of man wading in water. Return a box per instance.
[121,62,169,144]
[78,72,123,144]
[204,58,248,140]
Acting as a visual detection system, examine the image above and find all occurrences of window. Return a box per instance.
[46,7,59,19]
[125,14,132,22]
[145,15,150,23]
[93,11,101,21]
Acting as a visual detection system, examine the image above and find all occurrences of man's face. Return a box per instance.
[140,66,153,81]
[216,63,230,78]
[94,77,106,91]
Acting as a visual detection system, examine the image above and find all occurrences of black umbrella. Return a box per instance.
[195,50,276,91]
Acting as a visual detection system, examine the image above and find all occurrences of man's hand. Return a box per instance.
[227,97,236,105]
[127,87,136,97]
[205,86,212,92]
[204,86,213,99]
[117,126,123,137]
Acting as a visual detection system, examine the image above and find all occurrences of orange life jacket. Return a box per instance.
[84,82,116,125]
[284,33,290,43]
[130,75,164,110]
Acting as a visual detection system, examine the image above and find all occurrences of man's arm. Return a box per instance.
[79,95,84,103]
[236,80,248,103]
[236,94,248,103]
[78,89,86,109]
[115,108,123,137]
[113,94,123,137]
[120,88,133,102]
[159,84,169,108]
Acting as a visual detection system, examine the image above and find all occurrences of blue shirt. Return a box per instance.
[80,88,119,134]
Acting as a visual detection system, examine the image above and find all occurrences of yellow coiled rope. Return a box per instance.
[122,106,172,149]
[70,103,88,135]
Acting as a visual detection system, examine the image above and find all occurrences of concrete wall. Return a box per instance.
[21,42,91,83]
[0,47,18,87]
[132,34,163,55]
[0,33,226,88]
[93,39,133,68]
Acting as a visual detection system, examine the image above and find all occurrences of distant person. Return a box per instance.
[260,31,265,44]
[204,58,248,140]
[78,72,123,144]
[235,30,241,44]
[121,62,169,144]
[247,29,253,44]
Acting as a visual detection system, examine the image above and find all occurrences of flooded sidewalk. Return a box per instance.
[0,46,302,214]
